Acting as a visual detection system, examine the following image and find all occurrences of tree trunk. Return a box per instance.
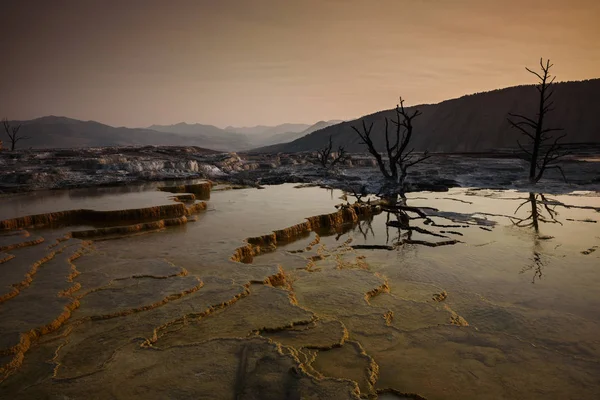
[529,70,548,182]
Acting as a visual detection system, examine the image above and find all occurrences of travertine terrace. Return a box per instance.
[1,182,599,399]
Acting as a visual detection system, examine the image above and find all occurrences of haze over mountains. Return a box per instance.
[3,118,341,152]
[4,80,599,153]
[261,79,600,154]
[148,122,253,150]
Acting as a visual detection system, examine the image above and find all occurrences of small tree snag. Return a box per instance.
[316,135,350,170]
[351,97,430,197]
[2,118,29,151]
[507,58,569,183]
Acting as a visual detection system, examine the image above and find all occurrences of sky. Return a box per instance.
[1,0,599,128]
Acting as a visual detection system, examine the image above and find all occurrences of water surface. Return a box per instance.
[0,184,599,399]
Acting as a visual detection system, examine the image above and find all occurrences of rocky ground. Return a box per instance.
[1,145,599,195]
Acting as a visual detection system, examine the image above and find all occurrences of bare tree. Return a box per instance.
[507,58,569,183]
[316,135,350,169]
[2,118,29,151]
[351,97,429,197]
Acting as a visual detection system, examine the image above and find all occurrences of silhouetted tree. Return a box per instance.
[316,135,349,169]
[351,97,429,197]
[2,118,29,151]
[508,59,569,183]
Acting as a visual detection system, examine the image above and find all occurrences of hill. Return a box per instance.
[226,123,311,137]
[257,79,600,154]
[252,120,344,147]
[2,116,229,151]
[1,117,346,152]
[148,122,252,151]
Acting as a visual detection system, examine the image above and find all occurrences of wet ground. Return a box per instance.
[0,182,599,399]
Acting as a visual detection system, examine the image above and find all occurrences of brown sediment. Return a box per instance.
[114,267,189,281]
[0,203,205,231]
[0,237,45,252]
[365,280,390,304]
[66,242,92,282]
[353,341,380,394]
[59,283,82,298]
[274,221,312,242]
[185,201,207,214]
[59,245,90,296]
[253,266,290,289]
[47,234,72,249]
[5,202,208,240]
[0,249,60,305]
[231,203,381,263]
[158,181,212,199]
[71,216,190,239]
[0,297,82,380]
[170,193,196,202]
[376,388,428,400]
[383,310,394,326]
[399,239,461,247]
[0,253,15,264]
[581,246,598,255]
[252,266,299,305]
[308,254,329,262]
[351,244,395,251]
[247,233,277,247]
[144,284,252,347]
[88,279,204,322]
[432,291,448,302]
[0,241,93,380]
[231,244,255,263]
[444,305,469,326]
[261,319,350,353]
[146,269,297,349]
[305,234,321,251]
[312,340,379,396]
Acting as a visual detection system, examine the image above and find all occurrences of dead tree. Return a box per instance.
[2,118,29,151]
[351,97,430,197]
[508,58,569,183]
[316,135,350,169]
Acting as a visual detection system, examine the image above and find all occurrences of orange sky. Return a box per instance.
[1,0,599,128]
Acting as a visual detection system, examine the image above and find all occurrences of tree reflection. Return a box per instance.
[383,198,459,248]
[511,193,561,283]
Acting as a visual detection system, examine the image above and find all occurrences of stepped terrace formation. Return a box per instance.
[1,183,599,399]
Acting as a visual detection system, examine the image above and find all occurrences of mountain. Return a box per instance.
[226,123,312,137]
[1,117,345,152]
[256,120,344,146]
[2,116,228,151]
[148,122,252,151]
[149,121,343,149]
[256,80,600,154]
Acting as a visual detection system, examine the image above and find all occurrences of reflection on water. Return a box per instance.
[511,193,561,283]
[0,185,599,399]
[0,178,211,220]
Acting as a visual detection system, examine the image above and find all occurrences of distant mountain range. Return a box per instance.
[1,116,215,150]
[4,80,598,153]
[256,79,600,154]
[151,120,343,149]
[148,122,253,150]
[1,118,342,151]
[247,120,345,148]
[226,123,312,137]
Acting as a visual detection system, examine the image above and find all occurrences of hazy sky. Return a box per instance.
[1,0,599,128]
